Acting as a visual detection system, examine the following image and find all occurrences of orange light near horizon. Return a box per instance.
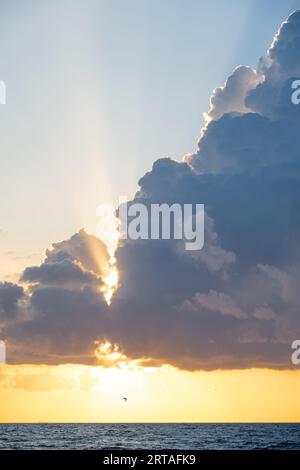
[94,341,147,372]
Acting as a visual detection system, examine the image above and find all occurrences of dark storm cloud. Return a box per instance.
[2,11,300,370]
[0,282,24,322]
[105,10,300,370]
[2,230,109,364]
[7,286,109,364]
[21,259,99,287]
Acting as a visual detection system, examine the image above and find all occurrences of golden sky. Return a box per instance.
[1,364,300,423]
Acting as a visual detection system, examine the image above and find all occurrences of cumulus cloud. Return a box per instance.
[246,10,300,120]
[0,282,24,324]
[2,230,110,364]
[107,10,300,370]
[269,10,300,77]
[184,290,248,320]
[47,229,110,278]
[21,259,98,287]
[2,11,300,370]
[204,65,262,124]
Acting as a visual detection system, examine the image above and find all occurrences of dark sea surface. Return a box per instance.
[0,423,300,450]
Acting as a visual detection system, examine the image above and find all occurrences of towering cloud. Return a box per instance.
[2,11,300,370]
[2,230,110,364]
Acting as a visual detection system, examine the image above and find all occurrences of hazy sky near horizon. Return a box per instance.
[1,0,300,279]
[1,364,300,423]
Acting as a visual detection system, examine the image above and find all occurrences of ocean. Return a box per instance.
[0,423,299,450]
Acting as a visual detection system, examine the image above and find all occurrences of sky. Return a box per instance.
[1,0,300,422]
[0,0,300,279]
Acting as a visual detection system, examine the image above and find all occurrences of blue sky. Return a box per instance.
[0,0,300,277]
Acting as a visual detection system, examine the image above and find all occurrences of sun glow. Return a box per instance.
[1,365,300,423]
[94,341,146,371]
[95,341,125,363]
[103,266,119,304]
